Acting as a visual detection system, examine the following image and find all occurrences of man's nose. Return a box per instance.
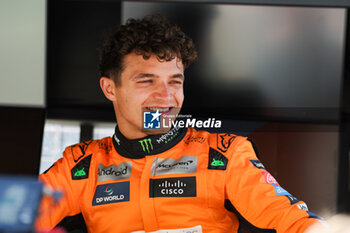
[154,81,171,99]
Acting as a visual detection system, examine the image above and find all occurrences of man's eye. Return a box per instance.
[170,80,183,85]
[138,80,152,83]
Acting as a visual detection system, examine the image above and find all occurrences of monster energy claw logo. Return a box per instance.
[139,138,153,153]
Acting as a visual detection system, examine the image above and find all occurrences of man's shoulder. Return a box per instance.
[51,137,112,180]
[186,128,246,154]
[40,137,114,179]
[63,137,113,164]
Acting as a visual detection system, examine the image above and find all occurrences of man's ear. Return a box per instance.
[100,77,117,102]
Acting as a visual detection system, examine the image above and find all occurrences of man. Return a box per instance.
[36,15,323,233]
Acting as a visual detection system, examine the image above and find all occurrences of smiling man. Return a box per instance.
[100,52,185,138]
[36,15,324,233]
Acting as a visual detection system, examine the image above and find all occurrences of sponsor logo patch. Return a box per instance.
[149,177,196,198]
[98,141,112,152]
[297,203,308,210]
[250,160,265,169]
[139,138,153,153]
[131,225,203,233]
[285,195,300,205]
[155,126,179,144]
[98,162,132,182]
[71,154,92,180]
[262,171,279,185]
[272,184,290,196]
[183,135,206,144]
[151,156,197,176]
[208,148,228,170]
[217,134,236,153]
[114,134,121,145]
[71,140,93,163]
[92,182,130,206]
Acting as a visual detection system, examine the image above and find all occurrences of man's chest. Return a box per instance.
[78,144,231,232]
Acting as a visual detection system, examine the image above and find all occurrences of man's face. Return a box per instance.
[112,53,184,139]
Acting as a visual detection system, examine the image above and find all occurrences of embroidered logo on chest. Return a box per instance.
[149,177,197,198]
[92,182,130,206]
[71,154,92,180]
[151,156,197,176]
[97,162,132,182]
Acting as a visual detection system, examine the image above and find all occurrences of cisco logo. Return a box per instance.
[159,180,187,195]
[150,177,196,198]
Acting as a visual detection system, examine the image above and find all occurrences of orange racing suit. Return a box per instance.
[36,126,321,233]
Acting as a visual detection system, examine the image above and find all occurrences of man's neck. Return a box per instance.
[117,121,173,140]
[118,126,148,140]
[112,125,187,158]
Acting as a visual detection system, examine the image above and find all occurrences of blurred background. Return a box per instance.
[0,0,349,229]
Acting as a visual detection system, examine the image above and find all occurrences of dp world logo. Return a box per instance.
[143,110,161,129]
[104,186,113,195]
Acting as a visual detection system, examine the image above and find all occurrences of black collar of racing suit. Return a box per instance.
[112,125,187,159]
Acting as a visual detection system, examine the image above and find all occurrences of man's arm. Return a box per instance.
[36,148,82,231]
[224,137,321,233]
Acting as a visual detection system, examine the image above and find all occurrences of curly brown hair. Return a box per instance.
[99,14,197,86]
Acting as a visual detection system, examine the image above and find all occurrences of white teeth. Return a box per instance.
[148,107,170,112]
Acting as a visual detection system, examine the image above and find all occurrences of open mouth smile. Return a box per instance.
[145,107,173,114]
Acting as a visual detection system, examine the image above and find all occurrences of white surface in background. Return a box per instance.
[39,122,80,174]
[93,123,115,140]
[39,121,115,174]
[0,0,46,107]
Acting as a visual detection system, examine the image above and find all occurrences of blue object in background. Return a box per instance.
[0,176,43,232]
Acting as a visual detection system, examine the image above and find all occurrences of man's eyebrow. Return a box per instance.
[171,73,184,79]
[132,73,184,80]
[133,73,158,80]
